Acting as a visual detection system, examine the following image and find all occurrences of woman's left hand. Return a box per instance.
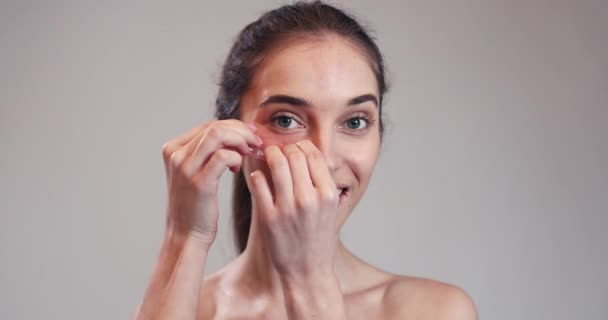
[248,139,341,279]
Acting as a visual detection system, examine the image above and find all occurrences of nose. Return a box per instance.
[309,129,339,173]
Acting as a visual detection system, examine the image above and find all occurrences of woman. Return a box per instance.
[136,1,477,319]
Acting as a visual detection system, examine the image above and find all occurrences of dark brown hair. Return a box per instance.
[214,0,389,253]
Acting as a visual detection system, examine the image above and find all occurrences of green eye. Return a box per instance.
[273,115,302,129]
[276,116,293,128]
[346,117,367,129]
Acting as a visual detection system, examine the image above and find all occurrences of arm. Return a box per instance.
[134,120,261,319]
[248,140,349,319]
[135,227,211,320]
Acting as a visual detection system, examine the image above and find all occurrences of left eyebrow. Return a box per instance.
[258,93,378,109]
[347,94,378,107]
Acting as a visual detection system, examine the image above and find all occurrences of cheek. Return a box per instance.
[255,126,303,149]
[344,139,379,176]
[352,153,378,178]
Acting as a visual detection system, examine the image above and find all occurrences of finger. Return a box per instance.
[218,120,263,148]
[295,140,337,198]
[175,122,208,143]
[283,144,315,208]
[189,122,261,158]
[162,123,207,165]
[164,122,207,151]
[166,129,207,181]
[182,127,253,177]
[163,120,260,169]
[264,145,294,209]
[193,149,243,192]
[248,170,276,222]
[162,123,208,178]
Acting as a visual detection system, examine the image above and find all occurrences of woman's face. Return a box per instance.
[240,35,381,228]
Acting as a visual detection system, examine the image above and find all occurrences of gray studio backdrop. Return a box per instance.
[1,0,606,319]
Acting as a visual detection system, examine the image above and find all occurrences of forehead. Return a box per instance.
[245,35,378,107]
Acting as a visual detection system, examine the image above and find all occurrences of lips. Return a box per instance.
[338,187,349,205]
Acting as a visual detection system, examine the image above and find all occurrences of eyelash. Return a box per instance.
[349,113,375,129]
[270,111,376,133]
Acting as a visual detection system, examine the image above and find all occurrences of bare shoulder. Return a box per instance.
[382,275,478,320]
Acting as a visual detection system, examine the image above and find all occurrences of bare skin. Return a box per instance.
[197,35,477,319]
[135,34,477,319]
[198,243,477,319]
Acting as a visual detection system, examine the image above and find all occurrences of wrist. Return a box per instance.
[164,224,214,253]
[279,270,343,302]
[279,272,345,319]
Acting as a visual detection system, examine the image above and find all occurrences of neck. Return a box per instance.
[237,202,283,295]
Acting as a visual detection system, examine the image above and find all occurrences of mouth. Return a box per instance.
[338,187,349,206]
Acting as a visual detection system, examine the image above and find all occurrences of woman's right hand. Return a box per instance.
[160,119,262,247]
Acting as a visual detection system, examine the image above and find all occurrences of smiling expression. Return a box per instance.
[239,34,382,228]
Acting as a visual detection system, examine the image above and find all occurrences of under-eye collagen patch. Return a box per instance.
[248,146,266,160]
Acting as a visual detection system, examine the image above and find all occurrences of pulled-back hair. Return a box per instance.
[214,0,389,253]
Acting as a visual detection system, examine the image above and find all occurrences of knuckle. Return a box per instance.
[213,149,231,162]
[276,201,295,216]
[162,142,176,162]
[265,214,279,226]
[206,126,221,139]
[169,150,184,168]
[319,189,338,203]
[295,194,317,211]
[161,141,171,155]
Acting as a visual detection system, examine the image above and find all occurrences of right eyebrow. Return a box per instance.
[258,95,312,108]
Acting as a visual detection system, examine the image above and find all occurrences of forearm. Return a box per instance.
[135,226,211,320]
[279,273,347,320]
